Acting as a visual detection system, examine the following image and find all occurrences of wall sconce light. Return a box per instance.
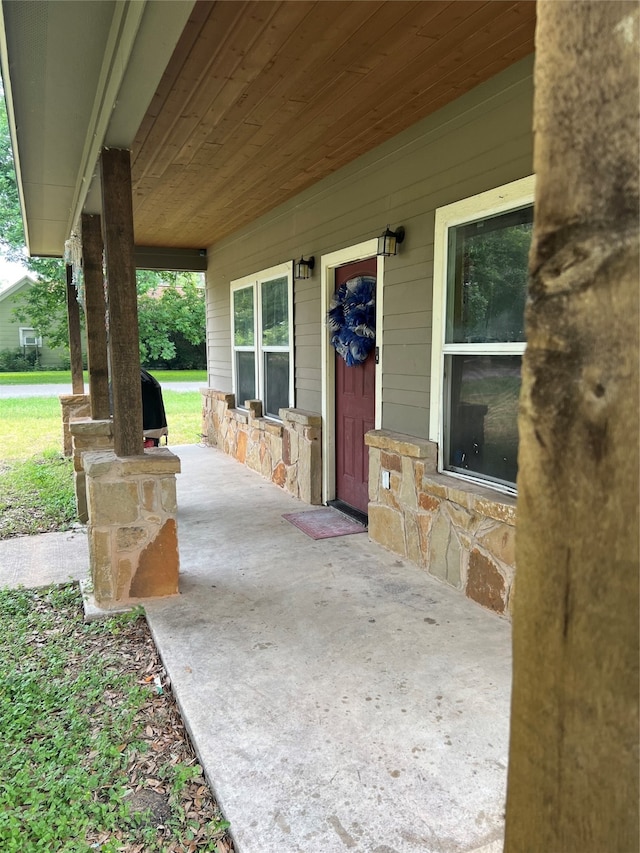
[377,225,405,257]
[294,256,315,280]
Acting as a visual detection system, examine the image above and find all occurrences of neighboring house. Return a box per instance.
[0,275,65,368]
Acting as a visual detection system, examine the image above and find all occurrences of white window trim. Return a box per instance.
[230,261,294,419]
[19,327,42,347]
[429,175,536,492]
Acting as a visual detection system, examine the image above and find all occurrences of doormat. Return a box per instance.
[282,507,366,540]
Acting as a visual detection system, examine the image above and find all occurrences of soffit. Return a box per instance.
[1,0,536,258]
[131,0,536,249]
[0,0,194,257]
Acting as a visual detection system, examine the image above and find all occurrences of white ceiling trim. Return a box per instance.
[0,0,194,256]
[78,0,196,221]
[66,0,147,240]
[0,1,30,253]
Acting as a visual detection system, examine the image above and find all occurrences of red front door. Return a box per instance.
[335,257,377,514]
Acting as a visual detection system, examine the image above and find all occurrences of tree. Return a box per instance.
[0,89,69,351]
[0,91,206,366]
[136,271,206,368]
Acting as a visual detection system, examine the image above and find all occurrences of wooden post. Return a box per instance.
[81,213,110,420]
[66,264,84,395]
[100,148,142,457]
[504,2,639,849]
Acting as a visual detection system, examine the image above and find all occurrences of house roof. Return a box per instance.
[0,274,36,302]
[0,0,536,258]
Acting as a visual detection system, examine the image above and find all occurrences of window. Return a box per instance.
[430,176,535,492]
[19,327,42,347]
[231,262,294,418]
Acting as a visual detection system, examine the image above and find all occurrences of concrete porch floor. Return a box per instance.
[143,445,512,853]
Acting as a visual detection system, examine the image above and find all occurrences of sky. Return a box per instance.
[0,253,28,291]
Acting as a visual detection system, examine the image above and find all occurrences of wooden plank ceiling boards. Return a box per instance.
[131,0,536,249]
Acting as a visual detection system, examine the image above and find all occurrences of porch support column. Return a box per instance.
[100,147,143,458]
[84,147,181,608]
[69,213,114,522]
[59,264,89,456]
[505,2,639,850]
[81,213,110,420]
[66,263,84,394]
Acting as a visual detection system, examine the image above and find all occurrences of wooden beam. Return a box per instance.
[81,213,110,420]
[65,264,84,395]
[100,148,143,457]
[134,245,207,271]
[505,1,639,848]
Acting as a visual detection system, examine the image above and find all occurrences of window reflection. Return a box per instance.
[445,355,522,486]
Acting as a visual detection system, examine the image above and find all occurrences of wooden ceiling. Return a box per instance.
[131,0,536,249]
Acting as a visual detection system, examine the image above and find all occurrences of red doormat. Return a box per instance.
[282,507,366,540]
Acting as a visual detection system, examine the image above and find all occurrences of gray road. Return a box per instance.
[0,381,204,398]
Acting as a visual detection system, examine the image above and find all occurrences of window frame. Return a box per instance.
[19,327,42,347]
[429,175,535,494]
[230,261,294,419]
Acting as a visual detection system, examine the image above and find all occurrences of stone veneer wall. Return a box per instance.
[83,449,180,606]
[365,430,516,617]
[60,394,91,456]
[69,418,114,523]
[201,389,321,505]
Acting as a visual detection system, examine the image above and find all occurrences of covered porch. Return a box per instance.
[146,445,510,853]
[1,1,636,846]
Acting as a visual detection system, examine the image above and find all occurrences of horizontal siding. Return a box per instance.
[0,315,18,350]
[384,385,429,408]
[206,55,534,434]
[382,327,430,348]
[382,401,431,440]
[295,343,322,370]
[383,311,431,332]
[0,288,64,367]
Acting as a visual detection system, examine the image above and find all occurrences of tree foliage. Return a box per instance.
[455,213,532,344]
[136,272,206,367]
[0,92,206,367]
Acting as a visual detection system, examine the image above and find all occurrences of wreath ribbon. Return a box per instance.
[326,275,376,366]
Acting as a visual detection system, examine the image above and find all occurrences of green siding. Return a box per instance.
[0,278,66,368]
[205,56,534,439]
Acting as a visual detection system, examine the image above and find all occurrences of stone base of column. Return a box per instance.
[84,448,181,607]
[69,418,114,523]
[59,394,91,456]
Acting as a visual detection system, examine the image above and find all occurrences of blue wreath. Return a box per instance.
[327,276,376,366]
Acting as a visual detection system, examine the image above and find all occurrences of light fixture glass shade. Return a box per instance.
[377,225,405,257]
[294,256,315,279]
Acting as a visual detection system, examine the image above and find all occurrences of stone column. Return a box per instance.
[84,449,181,607]
[505,2,639,849]
[69,418,114,522]
[280,409,322,504]
[59,393,91,457]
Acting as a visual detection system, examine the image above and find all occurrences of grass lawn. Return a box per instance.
[0,451,76,538]
[0,370,206,385]
[0,381,232,848]
[0,584,232,852]
[0,390,203,537]
[0,391,203,461]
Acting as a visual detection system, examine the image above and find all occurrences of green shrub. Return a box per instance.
[142,333,205,370]
[0,347,39,372]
